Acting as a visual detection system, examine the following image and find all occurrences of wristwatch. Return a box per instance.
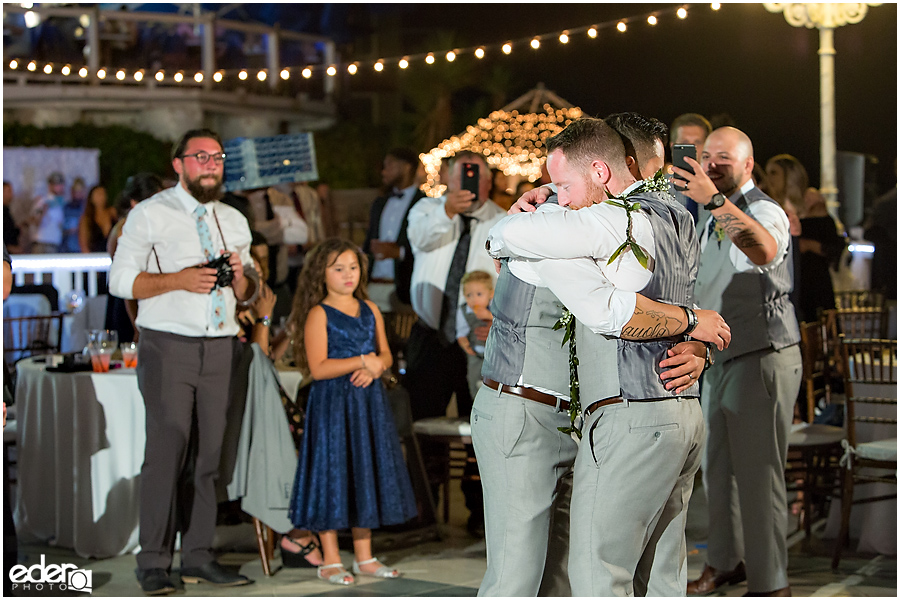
[705,192,727,210]
[704,342,716,369]
[256,315,271,327]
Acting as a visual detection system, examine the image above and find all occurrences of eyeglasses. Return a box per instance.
[181,151,226,165]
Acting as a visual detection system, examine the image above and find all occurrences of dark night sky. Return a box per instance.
[335,2,898,194]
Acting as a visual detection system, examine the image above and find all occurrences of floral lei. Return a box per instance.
[554,168,666,437]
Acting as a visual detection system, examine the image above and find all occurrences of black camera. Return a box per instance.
[203,252,234,291]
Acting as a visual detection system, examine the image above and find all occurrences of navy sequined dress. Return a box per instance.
[288,300,417,532]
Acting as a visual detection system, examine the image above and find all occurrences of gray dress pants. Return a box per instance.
[135,329,236,571]
[701,345,802,593]
[569,397,705,597]
[471,384,577,596]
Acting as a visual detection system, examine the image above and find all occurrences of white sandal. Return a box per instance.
[316,563,354,586]
[352,557,400,579]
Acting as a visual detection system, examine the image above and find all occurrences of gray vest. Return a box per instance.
[616,191,701,400]
[481,261,570,395]
[695,186,801,363]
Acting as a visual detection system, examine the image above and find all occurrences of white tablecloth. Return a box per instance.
[14,357,145,558]
[13,356,304,558]
[822,378,897,555]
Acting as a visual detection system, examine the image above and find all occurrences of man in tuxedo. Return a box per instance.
[669,113,712,223]
[363,148,426,312]
[674,127,801,597]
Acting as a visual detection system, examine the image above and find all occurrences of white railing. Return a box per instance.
[10,253,111,302]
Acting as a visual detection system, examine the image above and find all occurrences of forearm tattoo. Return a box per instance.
[714,213,763,249]
[621,306,684,340]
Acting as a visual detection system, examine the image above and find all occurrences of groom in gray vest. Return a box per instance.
[476,115,731,596]
[674,127,801,597]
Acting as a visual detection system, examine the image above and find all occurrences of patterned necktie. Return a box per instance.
[194,204,227,331]
[440,215,472,345]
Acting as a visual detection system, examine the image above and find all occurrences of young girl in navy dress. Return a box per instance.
[287,238,417,586]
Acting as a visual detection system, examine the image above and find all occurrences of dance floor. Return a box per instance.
[11,475,896,597]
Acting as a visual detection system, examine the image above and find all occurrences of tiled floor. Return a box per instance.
[10,477,897,597]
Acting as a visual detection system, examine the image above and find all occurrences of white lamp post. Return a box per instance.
[763,3,880,223]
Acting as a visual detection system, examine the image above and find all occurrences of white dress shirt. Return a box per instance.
[109,183,253,338]
[370,183,418,281]
[407,196,506,330]
[488,182,655,336]
[698,179,792,272]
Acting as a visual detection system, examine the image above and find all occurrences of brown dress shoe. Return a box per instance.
[686,562,747,595]
[745,586,792,597]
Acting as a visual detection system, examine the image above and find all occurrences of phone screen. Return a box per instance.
[461,162,480,197]
[672,144,696,191]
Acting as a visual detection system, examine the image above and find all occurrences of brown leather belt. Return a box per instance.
[483,378,569,411]
[583,396,677,418]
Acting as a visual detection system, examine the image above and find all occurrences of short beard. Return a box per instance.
[185,174,223,204]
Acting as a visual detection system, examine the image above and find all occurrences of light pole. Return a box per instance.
[763,3,880,223]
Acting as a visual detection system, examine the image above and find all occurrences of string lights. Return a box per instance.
[4,4,716,85]
[420,104,583,197]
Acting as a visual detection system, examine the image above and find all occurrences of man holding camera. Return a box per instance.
[110,128,256,595]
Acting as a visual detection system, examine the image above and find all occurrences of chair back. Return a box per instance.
[838,337,897,450]
[799,319,831,423]
[3,313,64,366]
[835,289,886,310]
[824,307,890,371]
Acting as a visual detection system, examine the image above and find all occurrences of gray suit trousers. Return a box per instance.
[701,345,802,593]
[471,384,577,596]
[569,397,705,597]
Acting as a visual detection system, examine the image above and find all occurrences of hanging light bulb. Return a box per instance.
[475,47,485,59]
[97,68,107,79]
[238,69,248,80]
[446,50,456,62]
[43,64,52,74]
[27,61,37,71]
[280,68,290,79]
[677,7,688,18]
[257,70,266,81]
[617,21,627,32]
[647,15,658,25]
[425,53,435,64]
[61,64,71,76]
[9,59,18,70]
[155,70,164,81]
[173,71,184,82]
[587,27,598,38]
[302,67,312,78]
[213,71,223,82]
[711,3,721,10]
[374,60,384,72]
[326,65,337,76]
[194,72,203,82]
[134,70,143,81]
[116,69,126,80]
[559,31,569,44]
[502,42,512,54]
[530,37,540,49]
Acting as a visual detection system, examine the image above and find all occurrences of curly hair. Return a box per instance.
[288,238,369,375]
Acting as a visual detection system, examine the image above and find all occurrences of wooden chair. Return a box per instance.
[786,321,844,541]
[834,289,885,310]
[3,313,64,367]
[412,417,477,524]
[831,337,897,569]
[823,308,889,377]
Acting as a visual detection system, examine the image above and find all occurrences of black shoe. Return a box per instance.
[135,568,176,596]
[466,514,485,538]
[180,561,252,587]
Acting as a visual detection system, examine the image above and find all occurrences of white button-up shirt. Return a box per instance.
[487,181,655,336]
[109,183,252,338]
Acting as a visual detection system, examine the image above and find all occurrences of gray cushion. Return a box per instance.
[788,423,845,447]
[413,416,471,437]
[855,438,897,462]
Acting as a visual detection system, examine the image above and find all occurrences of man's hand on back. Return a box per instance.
[508,186,553,214]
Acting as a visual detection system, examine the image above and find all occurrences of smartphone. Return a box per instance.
[461,162,480,197]
[672,144,696,190]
